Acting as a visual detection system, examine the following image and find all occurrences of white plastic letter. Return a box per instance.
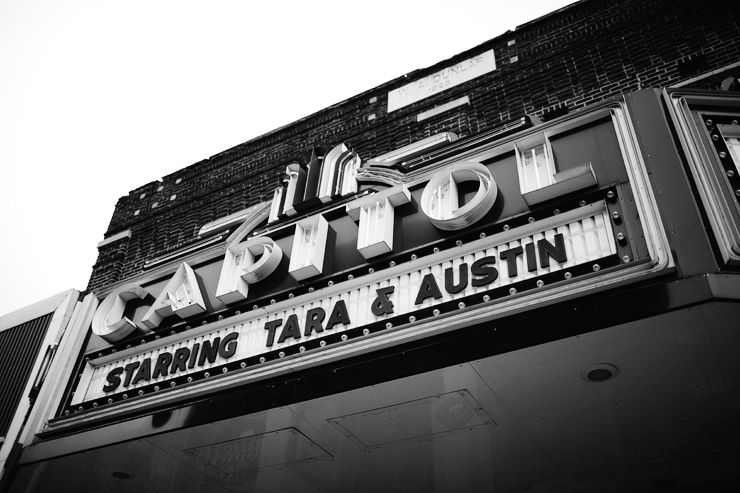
[420,162,498,230]
[141,263,206,329]
[92,284,153,343]
[216,237,283,304]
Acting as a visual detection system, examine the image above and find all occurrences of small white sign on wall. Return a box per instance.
[387,49,496,113]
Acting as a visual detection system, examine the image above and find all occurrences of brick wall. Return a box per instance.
[88,0,740,293]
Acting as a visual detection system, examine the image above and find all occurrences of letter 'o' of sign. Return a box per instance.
[420,162,498,230]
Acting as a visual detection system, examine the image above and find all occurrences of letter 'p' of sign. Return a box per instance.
[216,237,283,304]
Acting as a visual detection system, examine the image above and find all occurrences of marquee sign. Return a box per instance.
[76,203,616,404]
[65,102,672,415]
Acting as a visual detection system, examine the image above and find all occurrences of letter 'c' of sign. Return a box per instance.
[92,284,153,343]
[420,162,498,231]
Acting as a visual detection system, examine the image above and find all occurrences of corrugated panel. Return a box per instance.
[0,312,52,438]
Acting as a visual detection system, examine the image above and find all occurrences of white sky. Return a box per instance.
[0,0,575,316]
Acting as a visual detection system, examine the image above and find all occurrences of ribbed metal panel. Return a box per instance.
[0,312,52,438]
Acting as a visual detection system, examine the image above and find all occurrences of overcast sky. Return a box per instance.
[0,0,576,316]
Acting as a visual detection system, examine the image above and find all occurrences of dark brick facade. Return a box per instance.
[88,0,740,293]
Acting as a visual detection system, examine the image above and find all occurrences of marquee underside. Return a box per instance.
[11,301,740,493]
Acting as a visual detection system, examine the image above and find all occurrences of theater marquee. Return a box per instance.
[64,102,671,418]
